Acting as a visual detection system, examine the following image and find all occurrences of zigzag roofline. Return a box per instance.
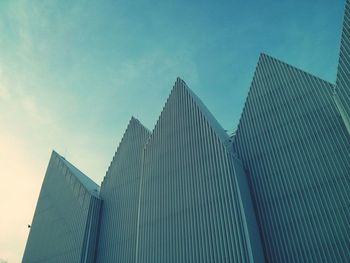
[50,52,336,194]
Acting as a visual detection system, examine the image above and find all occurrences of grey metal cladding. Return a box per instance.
[136,78,263,263]
[23,2,350,260]
[233,53,350,262]
[22,151,101,263]
[81,196,102,263]
[336,0,350,119]
[96,118,151,262]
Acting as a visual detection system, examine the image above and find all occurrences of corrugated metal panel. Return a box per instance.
[80,196,102,263]
[136,78,264,263]
[96,118,151,262]
[336,0,350,122]
[23,2,350,260]
[234,53,350,262]
[22,152,101,263]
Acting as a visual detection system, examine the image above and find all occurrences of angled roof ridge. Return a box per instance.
[143,79,179,147]
[232,53,335,145]
[130,116,151,132]
[112,117,150,160]
[178,77,231,144]
[144,78,231,150]
[52,150,100,197]
[259,52,335,86]
[103,117,151,181]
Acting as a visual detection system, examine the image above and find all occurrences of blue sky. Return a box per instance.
[0,0,346,261]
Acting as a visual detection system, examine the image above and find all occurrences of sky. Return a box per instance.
[0,0,346,261]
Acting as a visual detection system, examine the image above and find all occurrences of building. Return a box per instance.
[233,54,350,262]
[23,0,350,262]
[22,151,101,263]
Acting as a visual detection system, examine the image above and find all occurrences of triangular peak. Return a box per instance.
[106,116,150,169]
[234,53,335,145]
[241,52,334,103]
[147,78,230,148]
[96,117,150,261]
[137,78,263,263]
[101,116,150,189]
[130,116,150,131]
[23,150,102,262]
[179,78,230,144]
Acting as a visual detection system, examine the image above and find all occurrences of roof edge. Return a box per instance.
[52,150,100,197]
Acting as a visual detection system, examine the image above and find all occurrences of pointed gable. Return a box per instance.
[97,117,150,262]
[23,151,101,263]
[100,117,150,193]
[136,78,263,263]
[234,53,337,156]
[179,78,231,144]
[234,53,350,262]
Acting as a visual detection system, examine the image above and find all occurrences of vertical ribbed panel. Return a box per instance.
[234,54,350,262]
[136,78,261,263]
[336,0,350,119]
[96,118,151,262]
[22,151,101,263]
[80,196,102,263]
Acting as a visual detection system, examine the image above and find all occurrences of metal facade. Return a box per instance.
[96,118,150,262]
[336,0,350,134]
[23,1,350,262]
[233,54,350,262]
[136,79,263,263]
[22,151,101,263]
[337,0,350,115]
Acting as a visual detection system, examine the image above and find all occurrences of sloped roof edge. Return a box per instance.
[52,150,100,197]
